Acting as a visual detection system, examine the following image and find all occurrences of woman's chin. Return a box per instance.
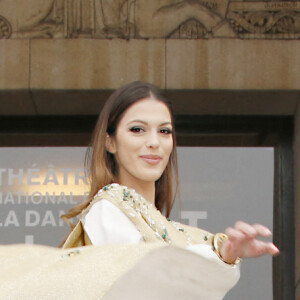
[138,171,164,183]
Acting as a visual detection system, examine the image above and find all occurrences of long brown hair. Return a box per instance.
[61,81,179,227]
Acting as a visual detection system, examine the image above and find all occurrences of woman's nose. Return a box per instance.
[146,132,159,148]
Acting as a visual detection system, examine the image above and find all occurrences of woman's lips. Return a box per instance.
[140,155,162,165]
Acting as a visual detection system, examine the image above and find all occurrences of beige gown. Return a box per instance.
[0,183,240,300]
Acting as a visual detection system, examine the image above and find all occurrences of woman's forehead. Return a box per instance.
[121,98,172,124]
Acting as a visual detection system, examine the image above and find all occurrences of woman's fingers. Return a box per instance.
[229,221,272,239]
[234,221,257,238]
[266,242,280,256]
[252,241,280,257]
[226,222,259,241]
[252,223,272,237]
[225,227,246,240]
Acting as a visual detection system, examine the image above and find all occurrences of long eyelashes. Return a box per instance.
[129,127,172,134]
[160,128,172,134]
[129,127,144,133]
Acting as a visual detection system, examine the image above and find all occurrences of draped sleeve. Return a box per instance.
[83,199,144,245]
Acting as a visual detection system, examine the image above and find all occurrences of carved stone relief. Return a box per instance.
[168,18,209,39]
[0,0,64,38]
[135,0,236,38]
[227,2,300,39]
[0,0,299,39]
[0,15,11,38]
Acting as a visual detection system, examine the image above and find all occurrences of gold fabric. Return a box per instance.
[63,183,214,249]
[63,220,92,248]
[0,243,164,300]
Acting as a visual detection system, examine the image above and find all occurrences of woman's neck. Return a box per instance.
[117,178,155,205]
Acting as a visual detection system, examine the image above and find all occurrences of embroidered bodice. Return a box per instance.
[80,183,214,248]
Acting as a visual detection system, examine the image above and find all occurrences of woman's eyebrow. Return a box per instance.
[160,121,172,126]
[127,120,172,126]
[127,120,147,125]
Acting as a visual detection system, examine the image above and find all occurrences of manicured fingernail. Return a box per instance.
[273,245,280,255]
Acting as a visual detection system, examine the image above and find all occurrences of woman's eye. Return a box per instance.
[160,128,172,134]
[130,127,144,133]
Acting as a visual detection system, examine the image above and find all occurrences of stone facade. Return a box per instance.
[1,38,299,92]
[0,1,300,39]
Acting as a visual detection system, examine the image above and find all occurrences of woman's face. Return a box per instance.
[107,97,173,186]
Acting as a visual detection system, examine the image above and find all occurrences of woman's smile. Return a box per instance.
[139,155,162,165]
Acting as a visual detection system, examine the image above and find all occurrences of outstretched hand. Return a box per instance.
[220,221,280,264]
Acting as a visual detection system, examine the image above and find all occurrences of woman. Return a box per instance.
[61,81,279,297]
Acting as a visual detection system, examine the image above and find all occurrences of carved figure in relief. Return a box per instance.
[0,15,12,38]
[0,0,234,38]
[64,0,135,38]
[97,0,231,38]
[135,0,235,38]
[98,0,135,38]
[0,0,299,39]
[0,0,64,38]
[0,0,135,38]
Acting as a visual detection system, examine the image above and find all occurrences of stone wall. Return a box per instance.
[1,38,299,116]
[1,38,299,90]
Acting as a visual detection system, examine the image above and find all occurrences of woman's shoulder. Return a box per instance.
[90,183,149,207]
[94,183,143,199]
[81,183,148,218]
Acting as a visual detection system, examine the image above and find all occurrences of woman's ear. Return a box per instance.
[105,134,116,154]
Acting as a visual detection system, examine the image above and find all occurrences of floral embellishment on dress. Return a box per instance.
[61,249,81,259]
